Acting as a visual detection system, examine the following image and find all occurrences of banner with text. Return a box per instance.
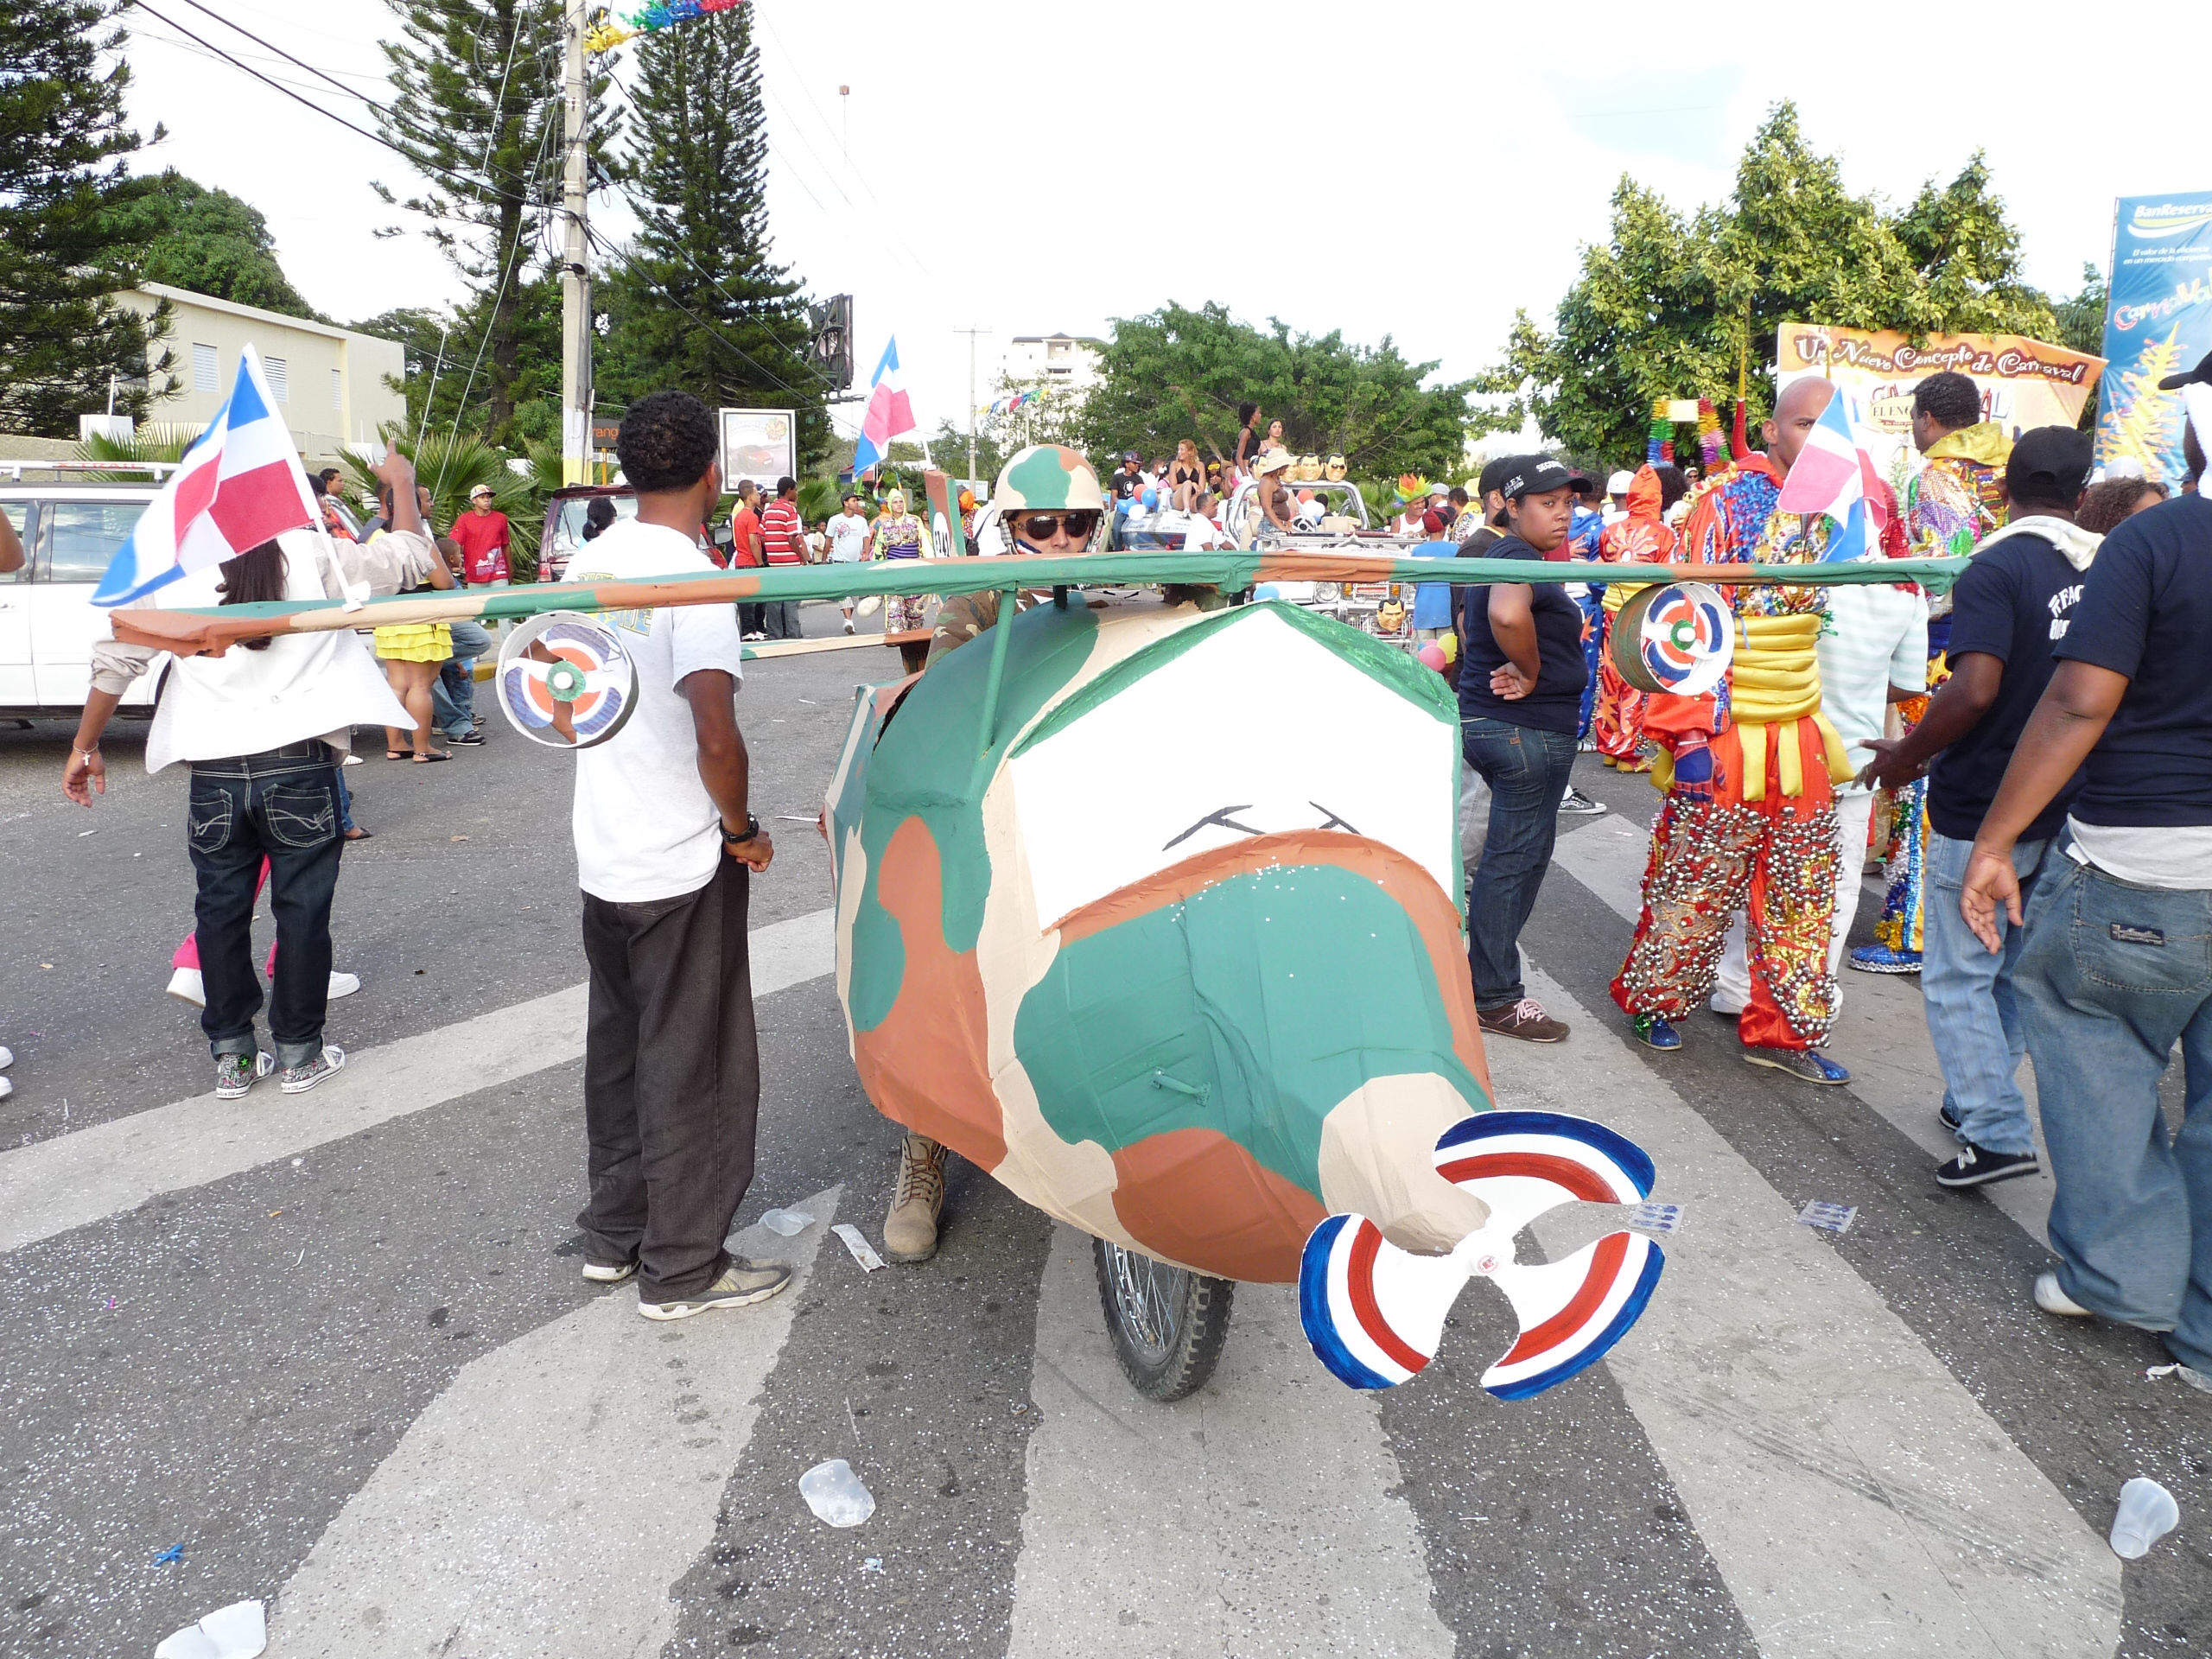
[2095,192,2212,485]
[1776,322,2103,491]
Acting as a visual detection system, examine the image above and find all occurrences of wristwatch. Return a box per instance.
[722,812,762,847]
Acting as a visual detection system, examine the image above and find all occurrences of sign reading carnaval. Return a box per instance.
[2095,191,2212,486]
[1775,321,2103,486]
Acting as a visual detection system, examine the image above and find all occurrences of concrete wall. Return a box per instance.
[112,284,405,467]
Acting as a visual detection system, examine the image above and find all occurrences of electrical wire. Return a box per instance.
[169,0,382,104]
[585,222,825,404]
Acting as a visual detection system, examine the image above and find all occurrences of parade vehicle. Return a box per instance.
[0,467,165,718]
[538,484,639,582]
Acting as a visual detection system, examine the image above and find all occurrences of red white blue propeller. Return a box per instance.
[1299,1111,1664,1398]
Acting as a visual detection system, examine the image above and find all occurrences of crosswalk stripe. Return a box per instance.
[0,907,836,1255]
[1006,1224,1456,1659]
[263,1189,842,1658]
[1494,959,2119,1655]
[1548,815,2056,1240]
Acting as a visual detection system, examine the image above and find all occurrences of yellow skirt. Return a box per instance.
[375,622,453,663]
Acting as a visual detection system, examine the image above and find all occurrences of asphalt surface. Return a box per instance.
[2,596,2208,1659]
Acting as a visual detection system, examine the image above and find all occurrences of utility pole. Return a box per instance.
[953,326,991,484]
[560,0,592,486]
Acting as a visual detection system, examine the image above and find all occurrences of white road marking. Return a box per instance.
[0,907,836,1254]
[1006,1224,1454,1659]
[264,1189,841,1659]
[1497,963,2119,1657]
[1549,815,2056,1238]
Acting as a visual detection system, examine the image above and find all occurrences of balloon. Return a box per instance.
[1416,643,1447,672]
[1141,488,1158,511]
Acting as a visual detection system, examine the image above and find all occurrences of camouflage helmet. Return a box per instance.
[992,444,1106,514]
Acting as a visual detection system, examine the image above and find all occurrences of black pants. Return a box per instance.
[738,601,766,635]
[187,742,344,1065]
[578,855,760,1300]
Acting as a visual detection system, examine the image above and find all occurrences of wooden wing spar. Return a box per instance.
[105,550,1971,658]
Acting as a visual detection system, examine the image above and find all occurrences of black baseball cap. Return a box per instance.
[1476,455,1516,499]
[1500,454,1578,502]
[2005,425,2094,503]
[2157,350,2212,391]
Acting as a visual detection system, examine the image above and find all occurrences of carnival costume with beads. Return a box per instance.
[1610,456,1854,1053]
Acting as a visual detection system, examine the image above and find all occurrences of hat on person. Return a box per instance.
[1254,448,1294,474]
[1122,449,1141,463]
[469,483,495,499]
[1421,507,1449,535]
[1476,455,1516,500]
[2156,350,2212,391]
[1499,454,1577,502]
[1606,469,1635,495]
[2004,425,2095,504]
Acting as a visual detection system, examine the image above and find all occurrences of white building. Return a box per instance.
[111,283,406,467]
[1001,332,1103,397]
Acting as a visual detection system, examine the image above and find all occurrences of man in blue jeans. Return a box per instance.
[1961,380,2212,1389]
[1859,427,2097,1189]
[1455,455,1587,1043]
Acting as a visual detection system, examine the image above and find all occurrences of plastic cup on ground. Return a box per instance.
[800,1458,875,1528]
[2110,1477,2178,1559]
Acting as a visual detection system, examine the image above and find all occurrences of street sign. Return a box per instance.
[720,408,797,493]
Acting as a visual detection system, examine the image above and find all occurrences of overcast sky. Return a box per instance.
[122,0,2212,448]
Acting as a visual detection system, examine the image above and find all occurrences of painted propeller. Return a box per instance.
[496,613,639,748]
[1299,1111,1664,1398]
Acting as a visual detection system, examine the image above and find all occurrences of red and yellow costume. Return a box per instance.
[1592,466,1681,771]
[1609,456,1855,1052]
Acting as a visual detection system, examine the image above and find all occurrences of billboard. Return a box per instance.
[1775,322,2103,489]
[718,408,797,493]
[2094,192,2212,485]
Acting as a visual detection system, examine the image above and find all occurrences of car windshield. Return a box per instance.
[46,499,149,583]
[552,493,637,553]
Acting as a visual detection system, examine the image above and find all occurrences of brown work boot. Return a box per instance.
[882,1133,947,1262]
[1477,997,1570,1044]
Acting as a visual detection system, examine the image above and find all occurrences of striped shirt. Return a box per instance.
[761,498,804,565]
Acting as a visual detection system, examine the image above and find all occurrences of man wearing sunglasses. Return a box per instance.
[882,445,1107,1265]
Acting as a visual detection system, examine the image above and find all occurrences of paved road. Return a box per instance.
[2,598,2207,1658]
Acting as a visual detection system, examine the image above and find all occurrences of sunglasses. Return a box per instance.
[1016,512,1100,542]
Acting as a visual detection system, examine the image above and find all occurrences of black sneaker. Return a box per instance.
[1558,786,1607,817]
[1939,1099,1962,1132]
[1936,1142,2040,1188]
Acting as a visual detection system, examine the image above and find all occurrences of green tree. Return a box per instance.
[596,3,826,464]
[353,273,563,446]
[374,0,575,447]
[1482,104,2065,461]
[1080,302,1470,480]
[99,169,319,319]
[0,0,162,436]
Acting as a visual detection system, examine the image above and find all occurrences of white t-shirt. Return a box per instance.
[1816,574,1929,795]
[826,511,869,563]
[567,519,746,903]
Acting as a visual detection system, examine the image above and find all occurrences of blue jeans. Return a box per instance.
[2014,852,2212,1370]
[1923,831,2047,1154]
[432,619,493,734]
[186,742,345,1066]
[1461,716,1578,1010]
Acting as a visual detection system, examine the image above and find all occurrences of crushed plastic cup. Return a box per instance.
[760,1208,813,1237]
[155,1599,267,1659]
[800,1458,875,1528]
[2109,1477,2179,1559]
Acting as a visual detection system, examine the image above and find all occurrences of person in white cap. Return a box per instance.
[1605,470,1635,527]
[452,483,512,586]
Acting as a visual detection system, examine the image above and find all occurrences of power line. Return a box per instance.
[585,222,823,404]
[170,0,380,105]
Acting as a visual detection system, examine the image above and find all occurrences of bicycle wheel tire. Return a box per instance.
[1093,1236,1235,1402]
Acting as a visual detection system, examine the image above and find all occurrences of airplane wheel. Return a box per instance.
[1093,1238,1233,1402]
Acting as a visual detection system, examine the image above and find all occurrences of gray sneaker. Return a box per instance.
[280,1044,347,1094]
[215,1051,275,1100]
[638,1256,792,1321]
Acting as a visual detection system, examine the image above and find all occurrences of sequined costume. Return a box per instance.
[869,509,936,634]
[1592,467,1681,772]
[1857,425,2008,973]
[1610,457,1854,1052]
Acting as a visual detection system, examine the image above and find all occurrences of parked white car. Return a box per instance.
[0,481,162,716]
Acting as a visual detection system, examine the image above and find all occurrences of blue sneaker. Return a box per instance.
[1848,943,1922,976]
[1630,1013,1681,1051]
[1743,1046,1849,1085]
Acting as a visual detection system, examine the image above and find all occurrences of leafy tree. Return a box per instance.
[99,169,319,319]
[1079,302,1471,480]
[340,430,543,576]
[596,3,826,465]
[353,273,563,447]
[374,0,577,447]
[1481,104,2066,461]
[0,0,162,436]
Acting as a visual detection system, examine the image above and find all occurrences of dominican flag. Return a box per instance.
[849,336,917,475]
[92,342,317,607]
[1774,384,1888,563]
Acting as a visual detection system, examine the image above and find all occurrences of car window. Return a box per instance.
[2,502,35,581]
[45,499,149,584]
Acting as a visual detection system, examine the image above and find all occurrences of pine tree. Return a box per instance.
[599,5,825,462]
[0,0,162,436]
[373,0,569,446]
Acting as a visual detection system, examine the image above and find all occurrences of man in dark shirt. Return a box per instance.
[1859,426,2095,1189]
[1455,454,1587,1042]
[1961,376,2212,1383]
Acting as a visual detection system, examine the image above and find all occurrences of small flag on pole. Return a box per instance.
[849,337,916,475]
[1774,385,1888,563]
[92,342,316,607]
